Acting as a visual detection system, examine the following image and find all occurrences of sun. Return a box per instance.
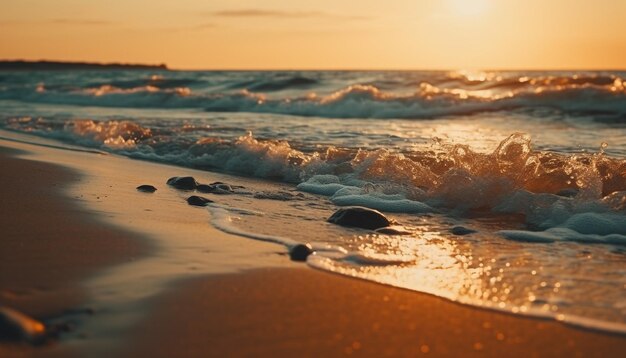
[447,0,491,17]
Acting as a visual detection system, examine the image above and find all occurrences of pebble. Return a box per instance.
[196,183,234,194]
[289,243,314,261]
[136,184,157,193]
[186,195,213,207]
[451,226,477,236]
[328,207,391,230]
[167,176,198,190]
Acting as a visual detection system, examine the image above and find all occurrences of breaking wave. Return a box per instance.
[1,71,625,119]
[5,115,626,244]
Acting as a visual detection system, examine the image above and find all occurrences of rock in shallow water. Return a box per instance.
[328,206,391,230]
[0,307,47,344]
[196,184,213,193]
[196,183,234,194]
[289,243,314,261]
[451,226,477,236]
[136,184,157,193]
[167,176,198,190]
[186,195,213,207]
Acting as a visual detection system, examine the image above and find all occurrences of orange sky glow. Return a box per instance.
[1,0,625,70]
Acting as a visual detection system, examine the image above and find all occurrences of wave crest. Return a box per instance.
[2,72,625,119]
[65,119,153,148]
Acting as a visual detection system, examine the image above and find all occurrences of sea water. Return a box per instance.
[1,69,625,333]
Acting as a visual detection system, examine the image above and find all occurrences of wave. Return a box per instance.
[1,72,624,120]
[7,117,626,197]
[228,75,319,92]
[5,115,626,242]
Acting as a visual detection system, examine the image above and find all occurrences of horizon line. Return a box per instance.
[169,67,626,72]
[1,59,624,72]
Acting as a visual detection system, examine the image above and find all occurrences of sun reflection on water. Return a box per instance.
[310,225,501,308]
[306,221,622,324]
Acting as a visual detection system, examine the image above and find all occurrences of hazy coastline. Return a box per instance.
[0,60,168,71]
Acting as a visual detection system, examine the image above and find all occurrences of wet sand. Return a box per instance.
[0,147,146,356]
[127,268,626,357]
[1,138,625,357]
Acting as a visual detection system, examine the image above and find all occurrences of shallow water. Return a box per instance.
[1,69,625,334]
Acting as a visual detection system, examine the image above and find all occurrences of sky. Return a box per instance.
[1,0,625,70]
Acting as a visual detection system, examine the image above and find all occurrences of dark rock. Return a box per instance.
[196,184,214,193]
[556,188,579,198]
[196,183,234,194]
[167,176,198,190]
[375,226,412,235]
[328,206,391,230]
[0,307,47,344]
[136,184,157,193]
[451,226,477,236]
[186,195,213,207]
[289,243,314,261]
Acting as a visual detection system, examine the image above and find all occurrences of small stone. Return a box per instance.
[186,195,213,207]
[196,184,214,193]
[196,183,234,194]
[289,243,314,261]
[167,176,198,190]
[451,226,477,236]
[0,307,47,345]
[328,207,391,230]
[136,185,157,193]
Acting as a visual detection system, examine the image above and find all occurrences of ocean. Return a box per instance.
[1,69,625,333]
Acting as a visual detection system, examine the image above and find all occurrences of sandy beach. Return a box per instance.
[128,268,626,357]
[0,145,146,356]
[1,134,625,357]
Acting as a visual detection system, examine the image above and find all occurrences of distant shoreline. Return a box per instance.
[0,60,168,71]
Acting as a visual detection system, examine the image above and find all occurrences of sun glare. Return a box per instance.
[448,0,491,17]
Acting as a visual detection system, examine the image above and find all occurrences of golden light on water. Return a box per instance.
[311,227,515,311]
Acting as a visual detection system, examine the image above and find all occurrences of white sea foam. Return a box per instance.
[206,204,297,247]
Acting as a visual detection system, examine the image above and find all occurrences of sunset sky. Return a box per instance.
[1,0,625,70]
